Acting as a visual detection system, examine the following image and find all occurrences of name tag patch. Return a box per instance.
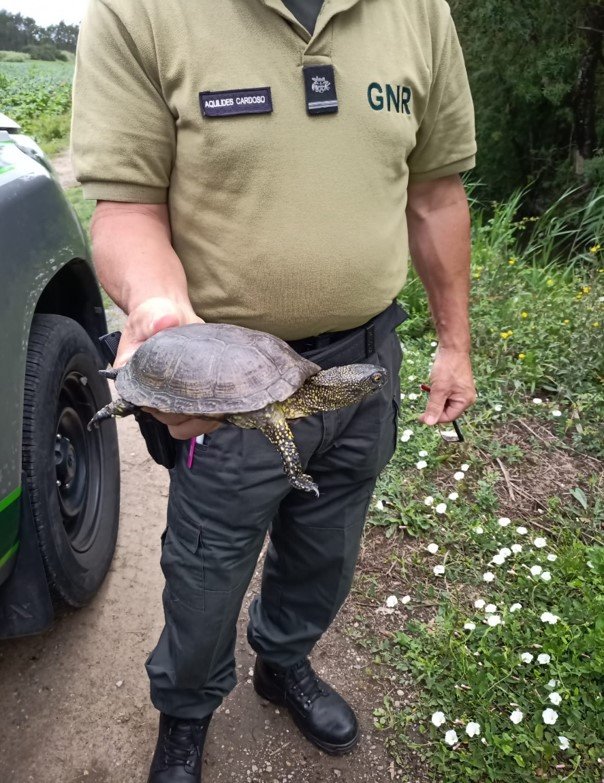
[303,65,338,116]
[200,87,273,118]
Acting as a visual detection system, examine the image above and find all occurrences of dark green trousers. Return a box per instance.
[145,330,402,719]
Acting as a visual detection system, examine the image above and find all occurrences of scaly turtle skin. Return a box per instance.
[89,324,388,496]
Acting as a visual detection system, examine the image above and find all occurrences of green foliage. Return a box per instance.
[0,11,78,53]
[0,50,30,62]
[450,0,604,205]
[0,61,73,151]
[23,43,67,62]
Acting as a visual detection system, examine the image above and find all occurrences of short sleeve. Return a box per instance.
[407,13,477,183]
[71,0,175,203]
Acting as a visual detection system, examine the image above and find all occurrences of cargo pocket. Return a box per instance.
[160,513,205,611]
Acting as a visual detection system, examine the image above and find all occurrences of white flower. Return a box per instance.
[534,537,547,549]
[516,526,528,535]
[433,565,445,576]
[408,393,419,401]
[542,708,558,726]
[530,565,543,576]
[499,547,512,558]
[552,410,562,418]
[474,599,486,609]
[461,463,470,472]
[419,450,428,457]
[401,595,411,605]
[533,398,543,405]
[427,543,439,554]
[540,612,559,625]
[464,622,476,631]
[510,710,524,725]
[520,652,533,663]
[485,604,497,614]
[486,614,502,627]
[511,544,523,554]
[547,554,557,562]
[424,496,434,506]
[509,603,522,613]
[537,653,551,665]
[430,340,438,347]
[498,517,511,527]
[402,428,414,438]
[549,692,562,706]
[493,404,502,412]
[408,375,417,382]
[474,526,484,534]
[444,729,459,746]
[448,492,459,501]
[465,722,481,738]
[431,711,446,727]
[385,595,398,608]
[541,571,552,582]
[453,471,465,481]
[558,736,570,750]
[401,433,411,442]
[375,499,385,511]
[491,554,506,566]
[435,503,447,515]
[547,679,557,688]
[416,460,428,470]
[483,572,495,583]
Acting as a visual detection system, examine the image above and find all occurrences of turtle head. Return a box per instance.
[303,364,389,412]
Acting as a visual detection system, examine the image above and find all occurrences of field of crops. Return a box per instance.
[0,60,74,151]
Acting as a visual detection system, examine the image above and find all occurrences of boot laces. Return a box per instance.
[289,660,328,707]
[163,718,201,766]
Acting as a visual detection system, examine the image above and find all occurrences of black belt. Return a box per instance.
[287,301,408,369]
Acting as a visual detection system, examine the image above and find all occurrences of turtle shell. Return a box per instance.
[114,323,321,415]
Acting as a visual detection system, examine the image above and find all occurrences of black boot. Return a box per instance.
[253,657,359,755]
[147,712,212,782]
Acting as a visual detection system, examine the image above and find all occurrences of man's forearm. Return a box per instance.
[406,175,471,352]
[91,201,192,314]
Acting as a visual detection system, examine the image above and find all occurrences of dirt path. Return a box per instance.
[0,341,399,782]
[51,148,79,189]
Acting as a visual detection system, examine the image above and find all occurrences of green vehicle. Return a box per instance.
[0,113,120,638]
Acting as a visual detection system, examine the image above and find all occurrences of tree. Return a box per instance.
[450,0,604,204]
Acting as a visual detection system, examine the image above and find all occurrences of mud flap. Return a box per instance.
[0,476,54,639]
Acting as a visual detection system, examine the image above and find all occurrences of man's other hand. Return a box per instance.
[418,347,476,426]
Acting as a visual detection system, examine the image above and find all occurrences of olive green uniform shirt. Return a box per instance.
[72,0,477,340]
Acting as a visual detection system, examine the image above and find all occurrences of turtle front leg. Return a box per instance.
[88,398,139,431]
[246,405,319,497]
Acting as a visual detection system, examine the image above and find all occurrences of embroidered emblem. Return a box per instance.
[311,76,331,94]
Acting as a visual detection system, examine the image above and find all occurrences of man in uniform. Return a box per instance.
[72,0,477,779]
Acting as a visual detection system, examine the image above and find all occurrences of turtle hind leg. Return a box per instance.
[88,398,139,431]
[250,405,319,497]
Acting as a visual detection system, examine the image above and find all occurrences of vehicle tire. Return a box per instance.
[21,314,120,607]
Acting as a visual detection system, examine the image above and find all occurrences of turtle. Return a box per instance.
[88,323,388,496]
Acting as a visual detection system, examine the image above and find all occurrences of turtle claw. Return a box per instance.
[291,474,320,497]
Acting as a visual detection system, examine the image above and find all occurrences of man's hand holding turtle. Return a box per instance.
[115,297,221,438]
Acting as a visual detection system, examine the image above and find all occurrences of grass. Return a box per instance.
[65,187,94,233]
[353,189,604,782]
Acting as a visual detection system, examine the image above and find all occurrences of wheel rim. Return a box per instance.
[54,370,103,553]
